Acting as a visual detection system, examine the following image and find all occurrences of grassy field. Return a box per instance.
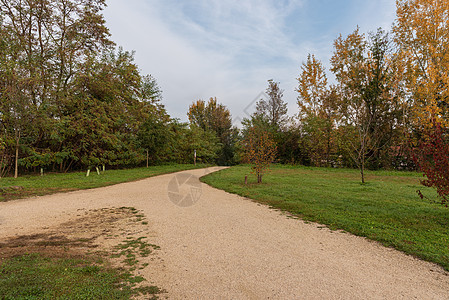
[0,163,208,201]
[201,165,449,271]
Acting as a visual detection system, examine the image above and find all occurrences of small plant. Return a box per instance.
[241,126,277,183]
[112,237,160,265]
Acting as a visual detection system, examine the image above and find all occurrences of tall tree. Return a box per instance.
[0,15,35,178]
[255,79,288,131]
[395,0,449,201]
[296,54,328,118]
[0,0,114,175]
[331,27,404,182]
[296,55,339,166]
[187,99,207,130]
[394,0,449,131]
[188,97,237,165]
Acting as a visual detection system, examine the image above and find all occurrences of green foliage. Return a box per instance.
[0,1,170,175]
[188,98,238,165]
[170,123,221,164]
[137,115,171,164]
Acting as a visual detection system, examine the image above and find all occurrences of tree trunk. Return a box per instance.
[360,153,365,184]
[14,130,20,179]
[360,132,366,184]
[326,129,331,167]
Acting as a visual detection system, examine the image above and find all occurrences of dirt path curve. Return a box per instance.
[1,167,448,299]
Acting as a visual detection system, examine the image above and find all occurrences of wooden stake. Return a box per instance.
[146,149,149,168]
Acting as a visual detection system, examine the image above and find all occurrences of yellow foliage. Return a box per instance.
[296,54,328,118]
[394,0,449,129]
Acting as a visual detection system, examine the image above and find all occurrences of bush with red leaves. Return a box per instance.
[412,121,449,207]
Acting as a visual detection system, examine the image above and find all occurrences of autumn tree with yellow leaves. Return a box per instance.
[241,126,277,183]
[330,27,404,182]
[296,54,339,166]
[395,0,449,205]
[394,0,449,131]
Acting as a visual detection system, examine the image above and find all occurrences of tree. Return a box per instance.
[188,97,237,165]
[276,121,306,165]
[330,27,404,182]
[296,54,328,118]
[168,121,220,164]
[394,0,449,204]
[255,79,288,131]
[296,55,339,166]
[187,100,207,130]
[0,21,35,178]
[241,125,277,183]
[137,114,171,165]
[0,0,114,175]
[394,0,449,131]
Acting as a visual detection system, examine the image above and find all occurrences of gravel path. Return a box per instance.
[1,167,448,299]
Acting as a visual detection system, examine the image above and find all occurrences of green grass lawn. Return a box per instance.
[0,163,209,201]
[0,253,163,299]
[201,165,449,271]
[0,254,134,299]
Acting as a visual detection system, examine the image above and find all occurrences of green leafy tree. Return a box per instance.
[188,97,237,165]
[0,0,114,175]
[137,114,171,165]
[169,121,220,164]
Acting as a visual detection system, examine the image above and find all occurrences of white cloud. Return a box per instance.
[103,0,396,125]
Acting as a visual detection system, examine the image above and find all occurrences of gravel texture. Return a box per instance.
[1,167,448,299]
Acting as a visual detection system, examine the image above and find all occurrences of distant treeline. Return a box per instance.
[1,0,448,181]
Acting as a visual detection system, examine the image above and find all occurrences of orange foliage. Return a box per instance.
[241,126,277,183]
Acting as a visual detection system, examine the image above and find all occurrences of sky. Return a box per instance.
[103,0,397,125]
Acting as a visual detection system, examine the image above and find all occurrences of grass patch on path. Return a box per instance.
[0,254,134,300]
[0,207,164,299]
[201,165,449,271]
[0,163,209,202]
